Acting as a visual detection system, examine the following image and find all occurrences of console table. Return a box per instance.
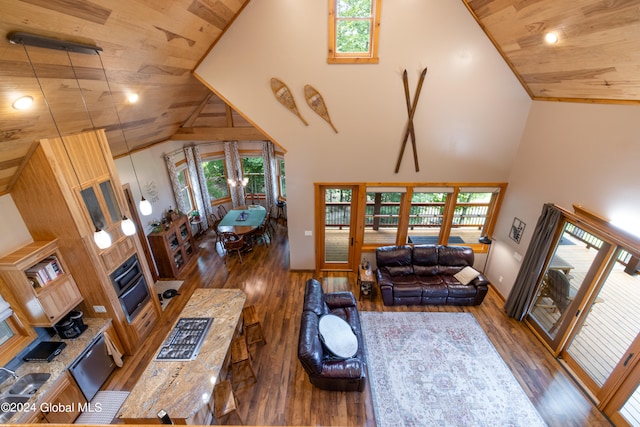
[117,288,246,425]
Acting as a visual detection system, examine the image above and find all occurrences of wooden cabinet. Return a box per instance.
[0,240,83,326]
[131,301,158,342]
[147,216,197,278]
[19,371,86,424]
[9,129,161,355]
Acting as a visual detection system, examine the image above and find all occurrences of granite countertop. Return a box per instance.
[118,288,246,423]
[1,318,112,423]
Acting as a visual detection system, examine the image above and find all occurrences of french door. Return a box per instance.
[316,185,360,271]
[526,216,640,419]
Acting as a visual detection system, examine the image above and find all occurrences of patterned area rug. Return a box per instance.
[74,390,129,424]
[360,312,546,427]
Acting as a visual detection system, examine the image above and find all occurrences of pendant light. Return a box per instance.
[66,51,116,249]
[93,227,112,249]
[17,39,113,249]
[121,216,136,236]
[97,53,152,217]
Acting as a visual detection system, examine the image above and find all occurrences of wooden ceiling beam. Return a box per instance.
[171,127,267,141]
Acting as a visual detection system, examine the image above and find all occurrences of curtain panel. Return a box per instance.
[164,152,187,214]
[505,203,563,320]
[262,140,278,216]
[224,141,245,207]
[184,145,209,229]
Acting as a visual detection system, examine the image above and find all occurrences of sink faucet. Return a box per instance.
[0,367,17,379]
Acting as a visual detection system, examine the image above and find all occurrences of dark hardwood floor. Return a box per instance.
[105,221,612,426]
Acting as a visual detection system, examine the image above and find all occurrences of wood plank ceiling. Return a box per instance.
[1,0,639,195]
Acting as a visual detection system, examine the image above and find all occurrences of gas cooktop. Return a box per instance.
[155,317,213,361]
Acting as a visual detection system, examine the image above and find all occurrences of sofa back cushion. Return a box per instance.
[438,246,474,275]
[303,278,330,316]
[376,245,414,276]
[412,245,439,275]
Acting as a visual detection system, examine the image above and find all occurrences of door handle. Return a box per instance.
[351,237,354,246]
[624,353,634,367]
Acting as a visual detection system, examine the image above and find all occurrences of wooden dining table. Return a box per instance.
[217,205,267,236]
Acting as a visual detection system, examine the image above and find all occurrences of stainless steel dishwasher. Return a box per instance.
[69,334,116,401]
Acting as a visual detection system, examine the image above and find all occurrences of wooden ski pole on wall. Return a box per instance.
[395,67,427,173]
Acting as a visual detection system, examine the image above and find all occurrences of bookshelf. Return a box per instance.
[0,240,83,326]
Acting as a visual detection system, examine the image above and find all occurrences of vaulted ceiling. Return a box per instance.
[1,0,639,195]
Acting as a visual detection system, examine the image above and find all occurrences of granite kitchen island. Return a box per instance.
[117,288,246,424]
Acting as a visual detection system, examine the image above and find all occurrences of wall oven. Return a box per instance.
[109,254,150,323]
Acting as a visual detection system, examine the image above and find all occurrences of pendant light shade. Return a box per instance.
[121,216,136,236]
[139,197,152,216]
[93,228,112,249]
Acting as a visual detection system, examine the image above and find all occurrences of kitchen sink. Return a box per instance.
[7,373,50,395]
[0,395,31,422]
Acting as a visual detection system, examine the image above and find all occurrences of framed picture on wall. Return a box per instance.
[509,217,525,244]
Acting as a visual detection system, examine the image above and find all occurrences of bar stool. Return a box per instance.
[230,337,257,390]
[213,379,244,425]
[243,305,266,348]
[276,200,287,226]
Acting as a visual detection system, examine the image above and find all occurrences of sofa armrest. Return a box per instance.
[472,273,490,287]
[321,358,365,379]
[376,268,395,306]
[324,292,356,309]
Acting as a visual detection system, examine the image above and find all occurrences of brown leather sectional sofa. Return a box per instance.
[376,245,489,306]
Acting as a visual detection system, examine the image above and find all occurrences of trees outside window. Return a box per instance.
[242,157,265,195]
[202,158,230,201]
[328,0,381,63]
[177,168,194,213]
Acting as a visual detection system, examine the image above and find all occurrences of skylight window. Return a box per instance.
[328,0,381,64]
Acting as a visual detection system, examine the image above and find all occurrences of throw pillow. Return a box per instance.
[318,314,358,359]
[454,266,481,285]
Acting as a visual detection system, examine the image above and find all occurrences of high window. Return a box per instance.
[201,158,230,201]
[328,0,382,64]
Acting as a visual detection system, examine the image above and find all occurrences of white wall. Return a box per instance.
[488,101,640,297]
[195,0,532,269]
[114,140,185,233]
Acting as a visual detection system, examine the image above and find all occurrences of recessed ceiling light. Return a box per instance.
[127,93,139,103]
[12,95,33,110]
[545,32,559,44]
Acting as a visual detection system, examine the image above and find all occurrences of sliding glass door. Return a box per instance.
[525,211,640,418]
[527,221,611,350]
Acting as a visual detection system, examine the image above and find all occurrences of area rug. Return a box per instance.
[154,280,183,311]
[359,312,546,427]
[74,390,129,424]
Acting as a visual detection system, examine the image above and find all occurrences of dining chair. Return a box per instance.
[218,205,228,217]
[209,213,222,247]
[253,213,271,247]
[221,232,246,264]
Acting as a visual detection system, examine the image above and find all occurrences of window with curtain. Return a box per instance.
[201,157,230,201]
[328,0,382,64]
[177,167,194,213]
[242,157,265,195]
